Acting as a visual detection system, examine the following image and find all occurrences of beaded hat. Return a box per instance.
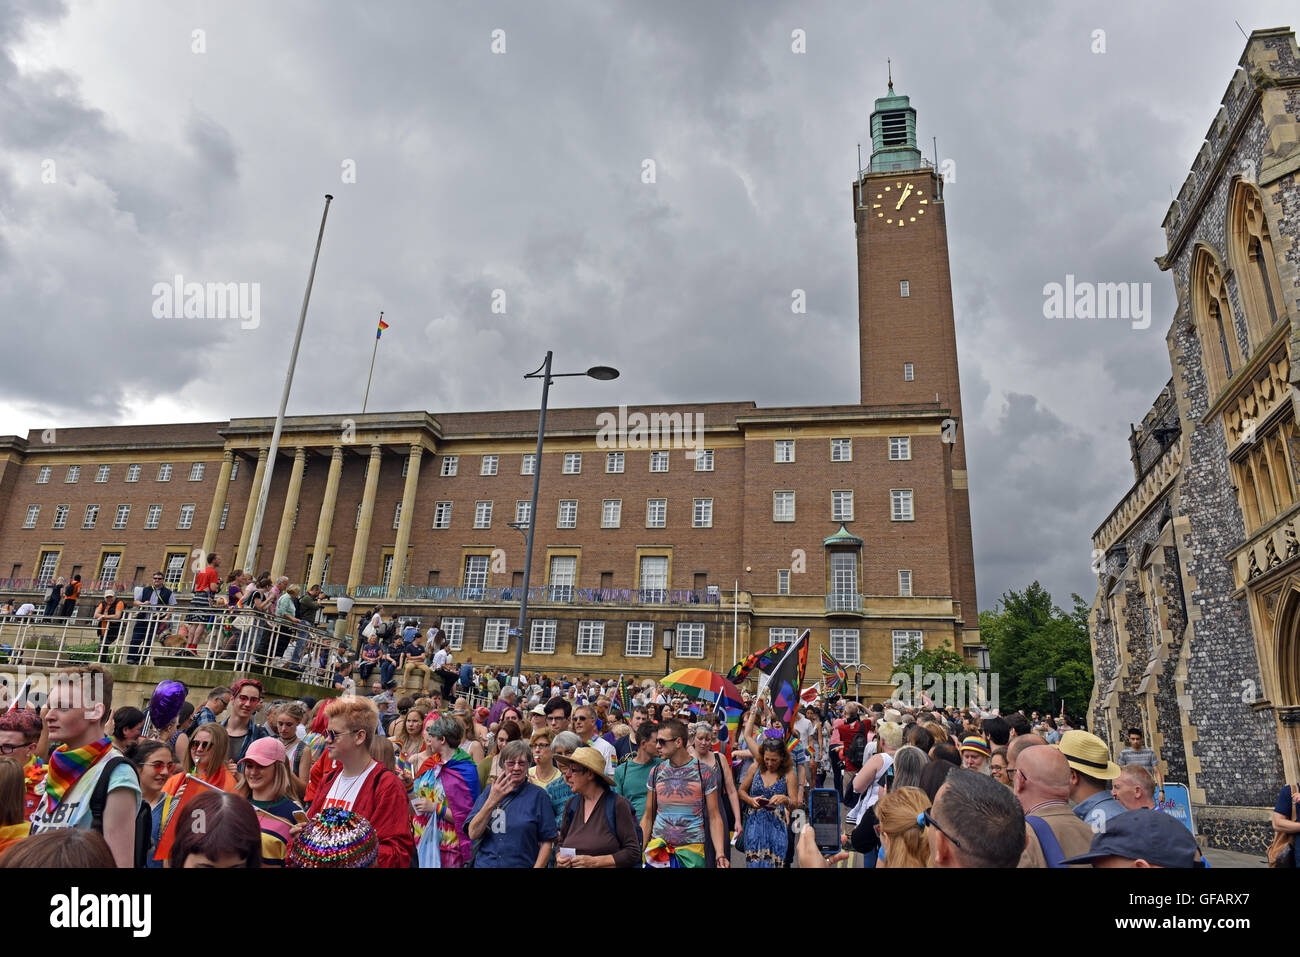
[287,807,378,868]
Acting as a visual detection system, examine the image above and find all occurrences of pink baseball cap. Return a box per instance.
[239,737,288,768]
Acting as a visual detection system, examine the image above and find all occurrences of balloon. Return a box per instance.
[149,680,188,729]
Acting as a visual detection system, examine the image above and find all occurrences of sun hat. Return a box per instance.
[1060,808,1204,868]
[1057,729,1120,780]
[554,746,614,786]
[287,807,378,868]
[530,704,547,716]
[238,736,287,768]
[959,734,991,758]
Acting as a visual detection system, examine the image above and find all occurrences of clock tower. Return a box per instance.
[852,80,980,650]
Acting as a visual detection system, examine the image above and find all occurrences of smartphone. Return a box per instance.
[292,809,309,825]
[809,788,841,854]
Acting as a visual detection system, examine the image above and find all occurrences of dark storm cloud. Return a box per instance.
[0,0,1292,610]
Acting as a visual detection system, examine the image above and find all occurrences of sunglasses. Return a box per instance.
[917,809,963,848]
[324,729,358,741]
[236,694,261,705]
[191,740,212,750]
[0,743,32,755]
[145,760,175,773]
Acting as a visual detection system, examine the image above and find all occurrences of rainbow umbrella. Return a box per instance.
[661,668,744,742]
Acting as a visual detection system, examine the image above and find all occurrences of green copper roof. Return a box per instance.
[869,80,921,173]
[823,523,864,547]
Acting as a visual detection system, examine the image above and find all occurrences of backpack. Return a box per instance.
[1026,815,1066,868]
[845,722,869,769]
[88,755,150,869]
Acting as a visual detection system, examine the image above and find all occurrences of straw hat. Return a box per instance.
[554,746,613,786]
[1057,730,1120,780]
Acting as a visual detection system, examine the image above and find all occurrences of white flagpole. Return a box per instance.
[733,579,738,665]
[361,311,382,414]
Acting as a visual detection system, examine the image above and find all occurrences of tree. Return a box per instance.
[982,582,1093,719]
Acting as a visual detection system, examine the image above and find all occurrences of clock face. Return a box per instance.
[871,181,929,227]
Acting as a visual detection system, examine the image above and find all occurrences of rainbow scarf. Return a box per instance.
[643,837,705,869]
[44,735,113,811]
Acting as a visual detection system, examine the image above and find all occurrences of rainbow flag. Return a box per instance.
[820,647,847,695]
[376,316,390,339]
[612,674,631,716]
[727,641,790,684]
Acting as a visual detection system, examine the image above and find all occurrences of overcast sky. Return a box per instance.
[1,0,1292,612]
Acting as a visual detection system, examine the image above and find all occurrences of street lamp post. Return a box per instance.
[1046,674,1057,717]
[663,627,675,677]
[511,354,619,686]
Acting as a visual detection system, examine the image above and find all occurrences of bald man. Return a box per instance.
[1004,733,1046,781]
[1016,745,1096,868]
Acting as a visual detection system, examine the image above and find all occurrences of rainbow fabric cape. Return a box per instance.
[726,641,790,684]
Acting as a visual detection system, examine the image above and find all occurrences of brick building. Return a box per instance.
[0,84,980,696]
[1087,28,1300,851]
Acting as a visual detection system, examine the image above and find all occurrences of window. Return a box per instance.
[777,569,790,595]
[36,551,59,585]
[903,363,914,381]
[830,629,861,666]
[639,556,668,602]
[577,621,605,655]
[178,504,195,529]
[229,459,239,481]
[558,500,577,529]
[52,505,69,529]
[189,463,205,482]
[36,466,51,484]
[433,501,452,529]
[892,630,923,665]
[891,489,914,521]
[832,490,854,522]
[157,464,172,482]
[481,455,498,476]
[441,618,465,651]
[83,504,99,529]
[126,464,141,483]
[769,627,799,644]
[65,466,80,484]
[474,501,493,528]
[483,618,510,653]
[899,569,913,597]
[646,498,666,528]
[401,458,409,477]
[95,465,110,483]
[694,449,714,471]
[441,456,458,477]
[548,555,576,601]
[23,505,39,528]
[650,450,669,472]
[380,554,395,591]
[393,502,402,529]
[676,622,705,658]
[521,454,536,475]
[220,503,229,529]
[99,552,121,583]
[602,499,622,528]
[773,491,795,522]
[900,280,910,298]
[529,619,557,654]
[831,438,852,462]
[604,452,624,474]
[293,504,299,529]
[563,452,582,474]
[830,552,858,609]
[165,552,187,587]
[515,501,532,526]
[625,621,654,657]
[693,498,713,528]
[889,436,911,460]
[464,555,490,595]
[114,505,130,529]
[355,503,362,529]
[145,505,161,529]
[774,440,794,463]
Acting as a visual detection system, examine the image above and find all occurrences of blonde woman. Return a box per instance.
[875,786,932,868]
[164,722,237,795]
[391,708,426,768]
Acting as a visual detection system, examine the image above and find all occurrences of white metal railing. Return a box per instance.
[0,605,340,686]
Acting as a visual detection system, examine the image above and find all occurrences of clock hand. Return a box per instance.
[895,184,913,210]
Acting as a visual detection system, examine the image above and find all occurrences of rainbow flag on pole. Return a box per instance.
[820,647,848,695]
[376,316,390,338]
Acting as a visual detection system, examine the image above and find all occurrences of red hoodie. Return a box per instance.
[302,762,414,868]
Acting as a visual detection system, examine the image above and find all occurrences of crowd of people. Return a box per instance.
[0,654,1219,869]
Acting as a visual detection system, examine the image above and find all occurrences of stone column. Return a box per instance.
[236,447,269,572]
[201,450,235,557]
[347,446,384,593]
[308,446,344,587]
[388,444,423,599]
[271,447,308,580]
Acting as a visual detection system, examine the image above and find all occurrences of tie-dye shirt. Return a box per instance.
[648,757,717,847]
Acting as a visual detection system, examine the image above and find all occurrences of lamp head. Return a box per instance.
[585,366,620,381]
